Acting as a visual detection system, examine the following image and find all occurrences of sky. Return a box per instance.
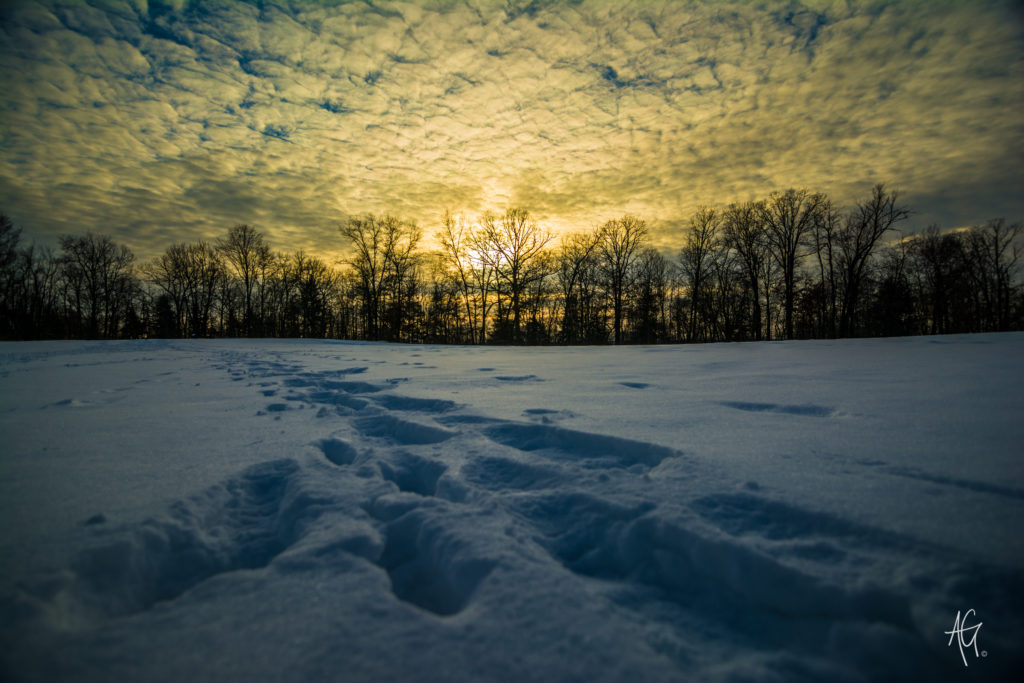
[1,0,1023,262]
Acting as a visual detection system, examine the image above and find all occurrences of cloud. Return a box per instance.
[0,0,1022,262]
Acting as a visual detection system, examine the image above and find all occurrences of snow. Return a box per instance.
[1,334,1022,681]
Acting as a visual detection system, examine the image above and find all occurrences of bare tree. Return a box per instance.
[475,207,551,343]
[522,250,557,344]
[722,201,769,340]
[340,215,389,339]
[216,224,271,336]
[811,198,842,338]
[0,214,22,336]
[466,217,499,343]
[679,207,719,342]
[20,244,62,339]
[908,226,967,335]
[382,218,422,342]
[182,242,223,337]
[555,230,602,344]
[144,241,224,337]
[422,254,464,343]
[58,233,136,338]
[708,246,747,341]
[340,214,421,341]
[760,189,826,339]
[0,217,63,340]
[630,247,670,344]
[870,240,917,337]
[597,215,648,344]
[437,211,477,343]
[287,251,339,338]
[965,218,1021,331]
[261,251,292,337]
[836,184,909,337]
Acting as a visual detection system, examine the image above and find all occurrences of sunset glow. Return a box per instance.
[1,0,1022,258]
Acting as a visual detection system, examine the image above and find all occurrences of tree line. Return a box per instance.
[1,184,1022,344]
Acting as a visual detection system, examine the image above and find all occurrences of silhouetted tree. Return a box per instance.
[18,244,62,339]
[555,231,603,344]
[381,219,422,342]
[836,184,909,337]
[153,293,177,338]
[422,253,464,343]
[437,211,478,344]
[522,251,556,345]
[217,224,271,336]
[0,214,21,336]
[868,241,917,337]
[3,186,1022,344]
[0,221,64,340]
[475,208,551,344]
[284,251,339,338]
[597,215,647,344]
[144,241,224,337]
[760,189,826,339]
[811,198,841,338]
[964,219,1021,332]
[907,227,967,335]
[58,233,136,338]
[630,247,669,343]
[261,252,292,337]
[340,214,420,341]
[722,202,768,341]
[340,215,388,339]
[679,207,719,342]
[708,247,748,341]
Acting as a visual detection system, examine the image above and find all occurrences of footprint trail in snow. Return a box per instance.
[3,340,1022,683]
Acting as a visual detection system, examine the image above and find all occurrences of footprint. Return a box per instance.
[333,367,368,375]
[460,455,564,491]
[509,491,655,576]
[378,452,447,497]
[435,414,504,426]
[317,380,383,394]
[354,414,457,445]
[49,398,92,408]
[719,401,834,417]
[483,422,677,468]
[881,466,1024,501]
[303,390,369,411]
[514,491,909,628]
[522,408,576,424]
[372,395,458,414]
[316,438,358,466]
[67,459,306,617]
[376,508,496,617]
[689,492,908,552]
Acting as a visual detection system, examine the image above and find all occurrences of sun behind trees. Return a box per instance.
[1,185,1022,342]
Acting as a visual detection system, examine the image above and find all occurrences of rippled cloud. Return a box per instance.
[1,0,1022,259]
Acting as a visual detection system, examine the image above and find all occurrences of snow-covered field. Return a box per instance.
[1,335,1022,682]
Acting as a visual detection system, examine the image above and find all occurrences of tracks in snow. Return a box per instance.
[13,346,1017,681]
